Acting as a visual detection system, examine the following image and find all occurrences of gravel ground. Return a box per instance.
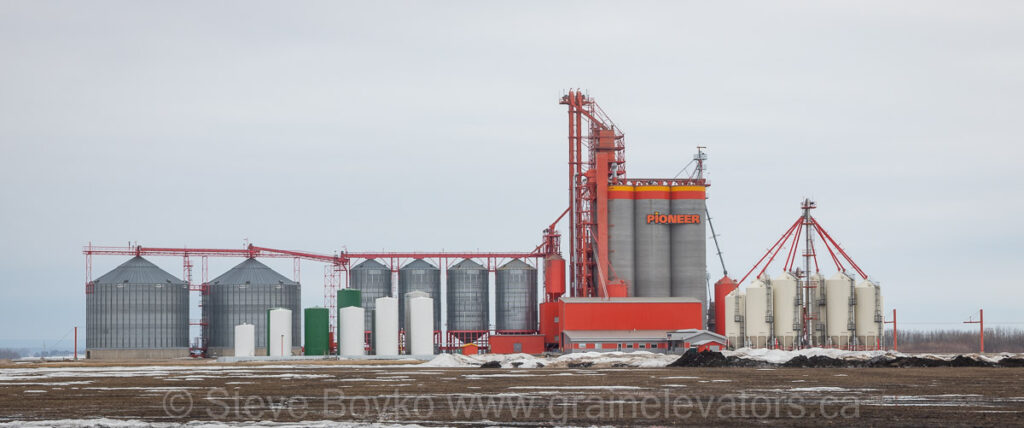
[1,359,1022,427]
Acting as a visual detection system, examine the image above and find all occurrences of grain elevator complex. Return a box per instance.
[82,92,886,359]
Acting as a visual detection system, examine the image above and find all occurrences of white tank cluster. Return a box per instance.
[332,289,436,357]
[725,272,884,350]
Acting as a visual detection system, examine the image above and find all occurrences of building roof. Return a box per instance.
[210,258,299,286]
[562,330,669,341]
[691,339,726,346]
[93,256,186,285]
[667,329,727,343]
[560,296,700,304]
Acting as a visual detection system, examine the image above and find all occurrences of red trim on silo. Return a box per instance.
[634,186,670,199]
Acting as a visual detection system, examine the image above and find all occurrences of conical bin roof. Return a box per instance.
[93,256,185,285]
[211,258,299,286]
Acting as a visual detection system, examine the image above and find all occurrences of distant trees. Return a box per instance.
[883,327,1024,353]
[0,348,23,359]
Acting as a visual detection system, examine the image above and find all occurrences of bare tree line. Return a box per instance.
[883,327,1024,353]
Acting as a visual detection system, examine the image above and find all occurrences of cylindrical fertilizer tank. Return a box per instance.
[670,185,707,316]
[206,258,301,356]
[743,278,771,348]
[337,289,362,351]
[772,272,800,350]
[401,288,430,352]
[350,259,392,329]
[446,259,490,340]
[339,306,365,356]
[714,276,739,336]
[373,297,399,356]
[338,289,361,308]
[267,308,292,357]
[808,273,826,347]
[407,296,434,355]
[724,289,745,349]
[495,259,538,332]
[855,280,882,350]
[86,256,189,351]
[633,185,671,297]
[234,324,255,357]
[825,272,856,349]
[304,307,330,356]
[398,259,441,331]
[543,254,565,298]
[607,185,635,295]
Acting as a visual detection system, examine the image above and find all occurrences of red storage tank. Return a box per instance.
[544,254,565,299]
[713,276,738,336]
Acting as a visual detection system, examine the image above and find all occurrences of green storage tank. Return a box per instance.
[338,289,361,308]
[304,307,330,356]
[337,289,362,354]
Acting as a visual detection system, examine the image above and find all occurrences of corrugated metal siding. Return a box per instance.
[207,259,301,349]
[446,259,489,332]
[86,257,189,349]
[398,259,441,331]
[495,259,537,331]
[350,259,392,329]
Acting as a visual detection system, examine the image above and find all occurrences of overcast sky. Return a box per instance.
[2,1,1022,347]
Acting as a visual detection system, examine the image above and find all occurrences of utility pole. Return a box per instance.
[883,309,897,352]
[963,309,984,354]
[74,326,78,361]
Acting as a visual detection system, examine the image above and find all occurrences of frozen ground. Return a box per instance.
[1,359,1023,426]
[416,348,1023,368]
[723,347,1019,364]
[0,420,428,428]
[419,351,678,368]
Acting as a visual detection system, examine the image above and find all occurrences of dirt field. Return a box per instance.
[1,360,1022,426]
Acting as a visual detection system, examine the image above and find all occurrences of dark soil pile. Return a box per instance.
[667,349,730,367]
[783,355,852,368]
[998,357,1024,367]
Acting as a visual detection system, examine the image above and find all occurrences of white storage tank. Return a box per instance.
[234,324,255,357]
[724,289,746,349]
[808,273,826,347]
[825,272,856,349]
[267,308,292,357]
[374,297,399,356]
[855,280,883,350]
[772,272,800,350]
[743,277,771,348]
[402,290,430,352]
[339,306,366,356]
[407,296,434,355]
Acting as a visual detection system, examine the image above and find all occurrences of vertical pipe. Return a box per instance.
[567,92,575,298]
[74,326,78,360]
[893,309,898,352]
[980,309,984,354]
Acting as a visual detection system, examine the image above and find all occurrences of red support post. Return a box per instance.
[884,309,897,352]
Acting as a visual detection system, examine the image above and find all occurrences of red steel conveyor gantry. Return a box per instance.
[83,243,544,354]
